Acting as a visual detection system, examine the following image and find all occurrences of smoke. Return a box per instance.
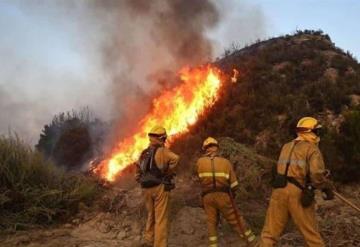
[0,0,267,144]
[208,0,268,55]
[86,0,220,135]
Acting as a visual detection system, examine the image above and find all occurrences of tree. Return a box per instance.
[335,109,360,182]
[36,108,107,170]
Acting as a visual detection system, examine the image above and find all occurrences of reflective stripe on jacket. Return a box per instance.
[195,154,238,192]
[276,139,327,188]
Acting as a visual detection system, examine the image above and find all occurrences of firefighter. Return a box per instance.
[194,137,257,247]
[136,126,179,247]
[260,117,334,247]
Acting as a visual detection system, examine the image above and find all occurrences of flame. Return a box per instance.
[95,65,223,181]
[231,68,239,83]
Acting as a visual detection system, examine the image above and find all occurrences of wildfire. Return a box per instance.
[95,65,223,181]
[231,69,239,83]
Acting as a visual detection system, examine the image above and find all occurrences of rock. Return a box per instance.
[72,218,81,225]
[273,62,291,71]
[125,187,143,208]
[301,59,312,67]
[293,36,310,44]
[98,221,112,233]
[117,231,127,240]
[321,50,339,61]
[13,235,31,245]
[64,223,73,229]
[323,67,338,83]
[129,235,141,242]
[254,130,271,151]
[169,207,207,247]
[52,229,71,237]
[345,66,356,76]
[350,94,360,106]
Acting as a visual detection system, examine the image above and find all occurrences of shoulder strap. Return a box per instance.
[139,147,150,172]
[211,157,216,189]
[304,147,312,185]
[148,146,159,170]
[285,141,308,190]
[284,141,298,176]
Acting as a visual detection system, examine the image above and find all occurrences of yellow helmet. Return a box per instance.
[296,117,322,132]
[148,126,167,136]
[202,137,218,150]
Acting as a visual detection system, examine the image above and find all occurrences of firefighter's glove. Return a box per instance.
[322,188,334,200]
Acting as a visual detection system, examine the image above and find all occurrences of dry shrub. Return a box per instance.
[0,135,101,232]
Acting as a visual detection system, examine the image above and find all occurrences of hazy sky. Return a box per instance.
[210,0,360,58]
[0,0,359,143]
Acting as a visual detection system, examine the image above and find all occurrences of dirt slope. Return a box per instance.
[1,183,359,247]
[1,138,359,247]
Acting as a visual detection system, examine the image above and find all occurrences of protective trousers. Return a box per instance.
[203,192,256,247]
[143,184,169,247]
[260,184,324,247]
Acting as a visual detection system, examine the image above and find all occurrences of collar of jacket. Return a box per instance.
[204,150,219,158]
[296,132,320,144]
[149,136,165,147]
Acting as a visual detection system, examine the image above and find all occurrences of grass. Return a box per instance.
[0,135,101,232]
[218,137,275,199]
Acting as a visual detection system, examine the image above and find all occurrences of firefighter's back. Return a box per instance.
[195,137,258,247]
[277,140,324,192]
[196,155,234,193]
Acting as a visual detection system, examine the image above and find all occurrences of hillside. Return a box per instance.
[2,31,360,246]
[173,30,360,182]
[2,138,359,247]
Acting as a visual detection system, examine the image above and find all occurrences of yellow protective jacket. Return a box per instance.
[195,152,239,193]
[136,138,179,247]
[135,140,179,181]
[276,136,327,189]
[260,133,328,247]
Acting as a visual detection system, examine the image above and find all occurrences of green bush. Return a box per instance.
[175,31,360,183]
[36,108,107,170]
[0,135,101,231]
[335,109,360,182]
[52,124,92,169]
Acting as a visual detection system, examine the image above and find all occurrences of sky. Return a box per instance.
[0,0,359,143]
[210,0,360,59]
[257,0,360,59]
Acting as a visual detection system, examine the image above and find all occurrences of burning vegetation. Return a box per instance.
[2,32,360,247]
[94,65,223,181]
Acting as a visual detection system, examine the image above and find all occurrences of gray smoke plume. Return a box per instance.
[87,0,220,136]
[0,0,266,143]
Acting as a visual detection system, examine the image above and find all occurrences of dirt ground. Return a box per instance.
[1,182,359,247]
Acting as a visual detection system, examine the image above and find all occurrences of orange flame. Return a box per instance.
[95,65,223,181]
[231,69,239,83]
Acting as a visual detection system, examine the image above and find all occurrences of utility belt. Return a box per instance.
[140,174,175,191]
[201,187,229,197]
[271,141,314,208]
[271,174,305,189]
[272,174,315,208]
[162,175,176,191]
[287,177,305,190]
